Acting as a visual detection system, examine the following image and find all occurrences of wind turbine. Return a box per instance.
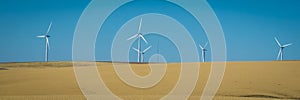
[127,17,148,63]
[274,37,292,61]
[199,42,208,62]
[133,46,152,63]
[37,21,52,62]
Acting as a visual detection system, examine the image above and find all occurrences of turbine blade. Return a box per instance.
[127,34,138,40]
[140,34,148,44]
[199,44,203,49]
[37,35,45,38]
[46,21,52,35]
[282,43,292,47]
[277,49,281,60]
[274,37,281,46]
[138,17,143,34]
[204,42,208,48]
[143,46,152,53]
[132,47,140,53]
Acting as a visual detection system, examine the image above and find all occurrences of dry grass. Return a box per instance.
[0,62,73,68]
[0,61,299,100]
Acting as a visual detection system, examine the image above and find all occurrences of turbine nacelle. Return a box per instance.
[45,35,51,37]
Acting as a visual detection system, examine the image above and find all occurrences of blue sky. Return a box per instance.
[0,0,299,62]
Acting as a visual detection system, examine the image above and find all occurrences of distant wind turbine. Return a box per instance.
[199,42,208,62]
[274,37,292,61]
[133,46,152,63]
[127,17,148,63]
[37,21,52,62]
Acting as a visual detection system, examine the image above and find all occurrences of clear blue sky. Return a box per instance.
[0,0,299,62]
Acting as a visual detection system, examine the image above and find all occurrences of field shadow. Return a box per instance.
[0,68,8,70]
[235,94,300,99]
[238,94,282,99]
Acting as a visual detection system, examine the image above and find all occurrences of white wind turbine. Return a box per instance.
[199,42,208,62]
[133,46,152,63]
[127,17,148,63]
[274,37,292,61]
[37,21,52,62]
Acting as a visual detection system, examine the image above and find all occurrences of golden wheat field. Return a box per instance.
[0,61,299,100]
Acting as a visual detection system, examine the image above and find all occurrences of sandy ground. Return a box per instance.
[0,61,299,100]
